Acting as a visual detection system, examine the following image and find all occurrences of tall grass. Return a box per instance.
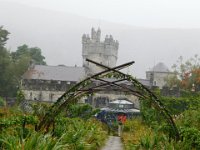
[0,105,108,150]
[122,118,200,150]
[0,118,107,150]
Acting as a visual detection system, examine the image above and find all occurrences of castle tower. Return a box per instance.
[82,28,119,76]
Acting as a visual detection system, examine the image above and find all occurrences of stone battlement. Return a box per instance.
[82,28,119,75]
[82,27,119,50]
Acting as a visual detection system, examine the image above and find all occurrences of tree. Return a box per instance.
[10,45,46,85]
[0,27,14,97]
[0,96,6,107]
[164,74,180,89]
[0,26,9,48]
[11,44,46,65]
[0,27,47,97]
[29,47,46,65]
[167,55,200,91]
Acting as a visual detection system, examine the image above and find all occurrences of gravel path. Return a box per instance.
[101,136,123,150]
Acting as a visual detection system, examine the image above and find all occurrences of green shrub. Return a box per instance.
[66,104,99,120]
[180,127,200,149]
[16,90,25,105]
[0,117,107,150]
[53,117,107,149]
[0,97,5,107]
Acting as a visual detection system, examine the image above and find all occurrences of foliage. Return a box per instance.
[122,119,200,150]
[0,105,108,150]
[0,26,15,97]
[179,127,200,149]
[0,117,107,150]
[0,27,46,97]
[140,99,163,127]
[176,109,200,130]
[66,104,99,120]
[166,55,200,90]
[16,90,25,105]
[122,119,169,150]
[31,102,51,120]
[160,95,200,115]
[164,74,180,89]
[53,117,107,149]
[0,26,9,48]
[122,118,151,146]
[140,93,200,125]
[11,44,46,65]
[0,115,38,129]
[0,97,6,107]
[160,97,189,115]
[0,130,68,150]
[0,125,106,150]
[122,94,200,150]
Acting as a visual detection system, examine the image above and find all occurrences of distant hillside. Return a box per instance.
[1,1,200,78]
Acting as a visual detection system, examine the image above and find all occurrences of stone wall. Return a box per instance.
[161,86,180,97]
[21,79,76,102]
[22,83,140,109]
[82,28,118,75]
[22,89,65,102]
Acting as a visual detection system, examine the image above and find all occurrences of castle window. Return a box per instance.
[119,104,124,108]
[49,93,54,101]
[30,92,32,100]
[38,92,42,101]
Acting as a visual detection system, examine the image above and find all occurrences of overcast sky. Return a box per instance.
[2,0,200,78]
[4,0,200,28]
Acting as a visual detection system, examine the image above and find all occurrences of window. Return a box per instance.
[30,92,32,100]
[119,104,124,108]
[38,92,42,101]
[49,93,54,101]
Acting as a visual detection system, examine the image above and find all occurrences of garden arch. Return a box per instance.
[37,59,180,140]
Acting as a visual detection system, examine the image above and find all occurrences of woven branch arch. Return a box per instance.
[37,59,180,140]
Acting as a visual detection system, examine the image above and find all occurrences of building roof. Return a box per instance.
[22,65,85,82]
[151,62,170,72]
[109,99,133,105]
[22,65,152,87]
[100,107,140,113]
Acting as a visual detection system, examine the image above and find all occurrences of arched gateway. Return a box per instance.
[37,59,180,140]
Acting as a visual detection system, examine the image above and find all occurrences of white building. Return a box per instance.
[146,62,174,89]
[21,65,85,102]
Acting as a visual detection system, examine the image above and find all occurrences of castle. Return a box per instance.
[82,28,119,75]
[21,28,172,108]
[21,28,122,105]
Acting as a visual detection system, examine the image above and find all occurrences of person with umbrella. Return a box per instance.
[117,113,127,136]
